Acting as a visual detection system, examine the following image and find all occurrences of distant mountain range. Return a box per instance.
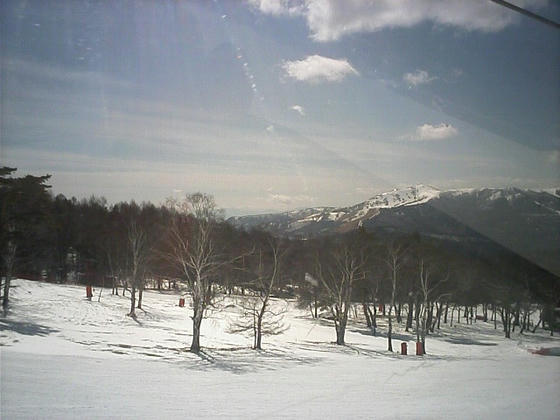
[228,186,560,276]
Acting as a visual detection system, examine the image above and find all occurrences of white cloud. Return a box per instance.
[403,70,437,87]
[416,123,458,141]
[398,123,458,141]
[247,0,304,16]
[290,104,306,116]
[249,0,549,41]
[267,192,315,206]
[266,124,276,133]
[282,55,358,83]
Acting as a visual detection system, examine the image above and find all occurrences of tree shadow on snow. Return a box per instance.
[0,318,58,336]
[183,346,322,375]
[443,336,497,346]
[349,325,416,342]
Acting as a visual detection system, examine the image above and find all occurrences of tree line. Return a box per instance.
[1,167,558,354]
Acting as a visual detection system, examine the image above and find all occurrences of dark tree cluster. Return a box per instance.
[295,228,559,350]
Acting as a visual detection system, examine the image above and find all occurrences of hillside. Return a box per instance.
[229,186,560,276]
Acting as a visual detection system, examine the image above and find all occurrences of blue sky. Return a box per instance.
[1,0,559,215]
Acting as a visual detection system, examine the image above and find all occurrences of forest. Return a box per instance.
[1,167,558,354]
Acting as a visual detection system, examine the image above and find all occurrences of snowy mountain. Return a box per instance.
[230,185,441,234]
[229,185,560,276]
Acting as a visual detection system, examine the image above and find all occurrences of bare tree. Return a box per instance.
[417,255,448,354]
[2,231,16,309]
[127,221,150,318]
[165,193,230,353]
[230,238,287,349]
[383,240,408,352]
[314,235,367,345]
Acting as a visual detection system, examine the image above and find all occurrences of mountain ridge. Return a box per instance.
[228,185,560,276]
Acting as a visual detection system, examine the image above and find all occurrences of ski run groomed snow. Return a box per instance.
[1,279,559,419]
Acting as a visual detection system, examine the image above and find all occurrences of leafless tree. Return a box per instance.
[229,238,288,349]
[417,256,448,354]
[314,236,368,345]
[165,193,237,353]
[382,240,408,352]
[2,231,16,308]
[127,221,150,318]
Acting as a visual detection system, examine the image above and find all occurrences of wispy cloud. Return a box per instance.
[290,104,306,116]
[2,57,133,91]
[282,55,358,83]
[400,123,458,141]
[416,123,458,141]
[249,0,549,41]
[403,70,437,87]
[267,192,315,206]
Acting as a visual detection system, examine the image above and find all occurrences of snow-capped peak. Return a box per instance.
[364,184,439,209]
[348,185,440,221]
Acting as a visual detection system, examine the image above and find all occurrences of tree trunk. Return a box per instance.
[256,316,263,350]
[335,321,346,345]
[387,307,393,352]
[436,302,442,330]
[2,241,16,308]
[314,295,318,319]
[444,302,449,324]
[427,302,434,334]
[190,306,203,353]
[128,285,136,317]
[450,306,455,327]
[421,302,428,354]
[137,288,143,309]
[531,318,542,334]
[2,275,11,308]
[371,305,377,336]
[406,300,414,332]
[363,303,372,328]
[335,308,348,345]
[415,305,420,344]
[255,299,268,350]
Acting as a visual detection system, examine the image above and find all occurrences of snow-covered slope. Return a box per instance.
[230,185,442,234]
[1,279,559,419]
[230,186,560,237]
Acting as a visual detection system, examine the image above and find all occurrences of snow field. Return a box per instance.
[1,279,559,419]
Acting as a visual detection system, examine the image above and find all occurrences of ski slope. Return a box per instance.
[1,279,559,419]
